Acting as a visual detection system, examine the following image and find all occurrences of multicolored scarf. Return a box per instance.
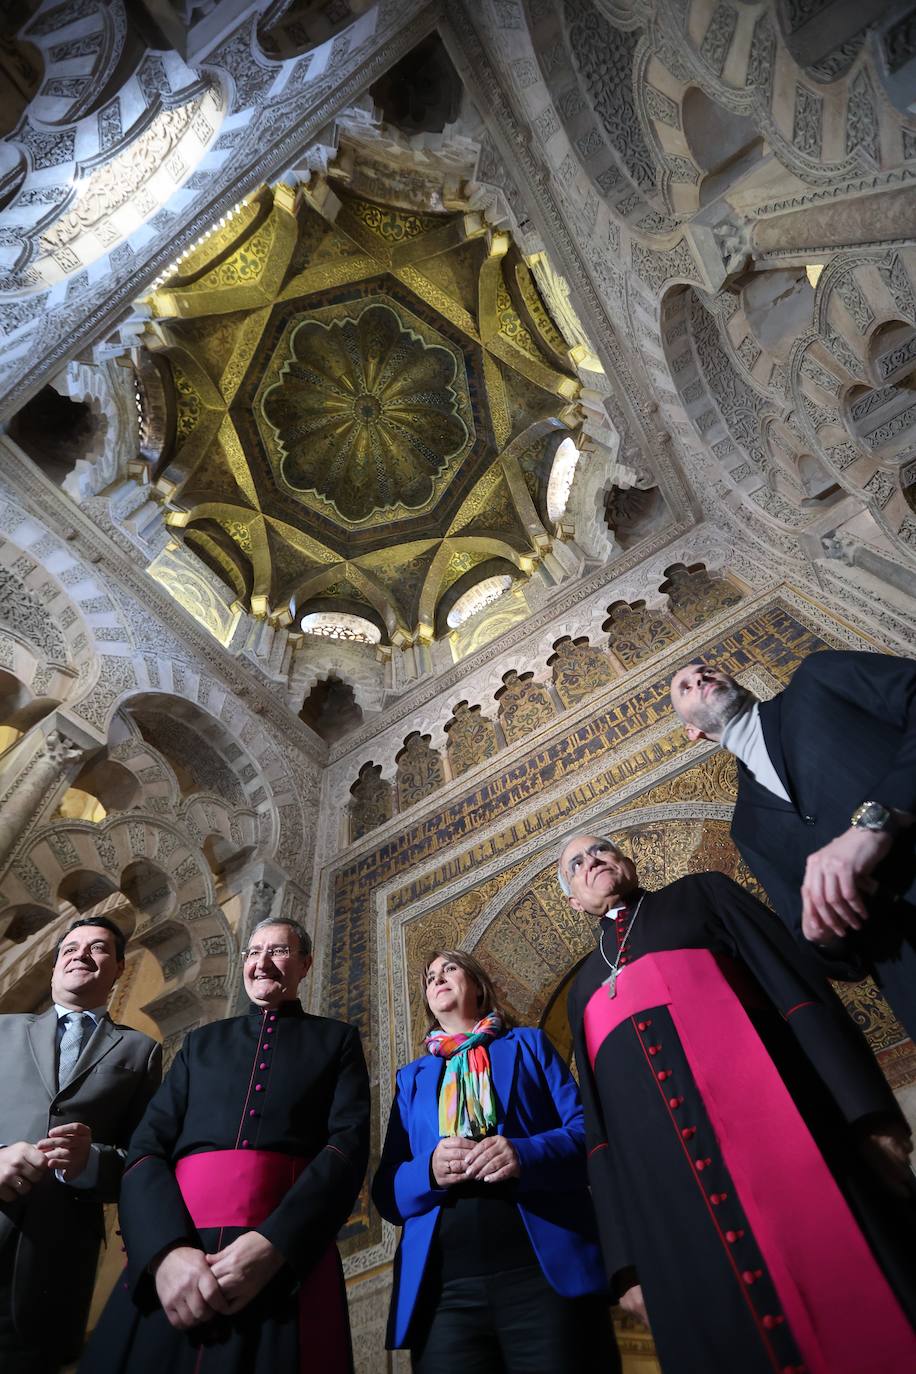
[424,1012,503,1139]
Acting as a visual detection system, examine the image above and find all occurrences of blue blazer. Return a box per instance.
[372,1026,607,1348]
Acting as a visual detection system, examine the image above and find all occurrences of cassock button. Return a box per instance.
[263,1044,270,1051]
[269,1013,277,1022]
[260,1062,267,1069]
[710,1193,721,1205]
[681,1127,696,1139]
[657,1070,671,1081]
[742,1270,756,1285]
[255,1083,264,1091]
[763,1315,784,1330]
[726,1230,737,1243]
[669,1096,683,1109]
[695,1158,706,1170]
[249,1109,257,1117]
[267,1027,274,1034]
[637,1021,648,1031]
[648,1045,661,1056]
[241,1140,250,1148]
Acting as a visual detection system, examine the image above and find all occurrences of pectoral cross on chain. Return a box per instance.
[597,893,644,1003]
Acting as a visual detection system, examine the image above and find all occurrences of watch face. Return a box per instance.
[852,802,891,830]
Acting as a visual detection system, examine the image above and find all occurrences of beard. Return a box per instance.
[689,678,750,735]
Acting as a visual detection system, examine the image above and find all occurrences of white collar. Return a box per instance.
[720,700,791,802]
[54,1003,106,1023]
[720,698,761,762]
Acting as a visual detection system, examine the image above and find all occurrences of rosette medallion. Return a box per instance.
[260,302,470,522]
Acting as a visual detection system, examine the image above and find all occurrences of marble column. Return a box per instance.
[0,728,87,877]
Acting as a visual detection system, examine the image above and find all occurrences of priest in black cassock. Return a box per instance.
[560,833,916,1374]
[81,916,370,1374]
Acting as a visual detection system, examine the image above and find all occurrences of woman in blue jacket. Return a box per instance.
[372,949,618,1372]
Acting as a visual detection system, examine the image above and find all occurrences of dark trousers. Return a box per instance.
[0,1240,59,1374]
[410,1264,618,1374]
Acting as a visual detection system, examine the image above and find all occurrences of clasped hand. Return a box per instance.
[801,827,892,943]
[36,1122,93,1180]
[0,1123,93,1200]
[0,1141,47,1201]
[154,1232,284,1330]
[431,1134,520,1187]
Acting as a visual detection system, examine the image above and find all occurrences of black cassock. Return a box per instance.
[569,871,916,1374]
[81,1002,370,1374]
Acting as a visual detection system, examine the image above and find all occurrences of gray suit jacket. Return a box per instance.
[0,1007,161,1359]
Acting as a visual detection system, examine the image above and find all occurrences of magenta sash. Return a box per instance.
[175,1149,350,1374]
[584,949,916,1374]
[175,1149,308,1229]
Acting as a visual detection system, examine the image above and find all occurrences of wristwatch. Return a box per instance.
[850,801,898,834]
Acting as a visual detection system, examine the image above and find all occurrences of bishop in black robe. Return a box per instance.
[81,921,370,1374]
[559,835,916,1374]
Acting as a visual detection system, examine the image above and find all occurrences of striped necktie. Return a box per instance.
[58,1012,92,1088]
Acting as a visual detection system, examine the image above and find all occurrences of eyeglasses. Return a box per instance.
[565,840,617,879]
[242,944,293,961]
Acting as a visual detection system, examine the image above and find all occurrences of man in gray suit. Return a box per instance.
[0,915,161,1372]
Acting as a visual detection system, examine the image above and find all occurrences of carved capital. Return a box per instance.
[250,879,277,922]
[820,530,857,565]
[44,729,86,768]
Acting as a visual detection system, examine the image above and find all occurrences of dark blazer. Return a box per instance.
[372,1026,607,1349]
[730,649,916,1034]
[0,1007,161,1361]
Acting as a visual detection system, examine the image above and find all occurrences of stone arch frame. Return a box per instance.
[120,691,269,812]
[789,248,916,557]
[77,674,312,880]
[51,356,139,500]
[25,0,133,128]
[0,809,236,1042]
[476,0,915,566]
[0,534,96,685]
[296,655,384,717]
[0,643,70,727]
[0,494,316,889]
[255,0,376,62]
[654,282,835,545]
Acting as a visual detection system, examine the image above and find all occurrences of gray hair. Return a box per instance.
[248,916,312,959]
[556,836,623,896]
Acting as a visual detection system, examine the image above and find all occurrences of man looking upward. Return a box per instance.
[669,652,916,1038]
[560,832,916,1374]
